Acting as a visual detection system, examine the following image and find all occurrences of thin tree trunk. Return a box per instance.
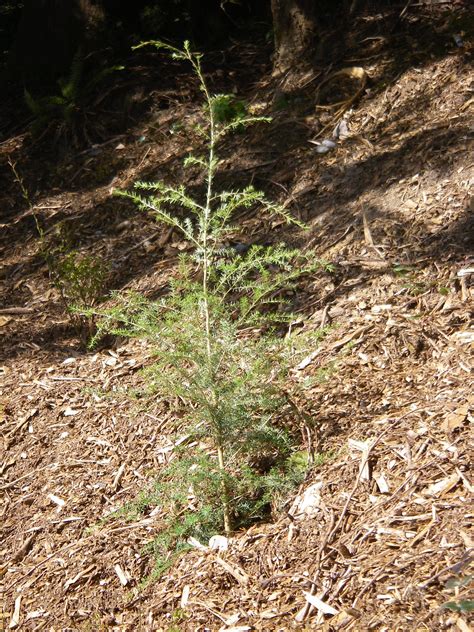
[271,0,318,74]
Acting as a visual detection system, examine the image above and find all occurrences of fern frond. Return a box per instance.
[61,48,85,101]
[24,88,42,116]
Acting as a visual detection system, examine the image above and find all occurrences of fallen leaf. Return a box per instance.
[12,533,37,562]
[442,405,468,433]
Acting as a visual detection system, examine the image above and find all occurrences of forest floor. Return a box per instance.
[1,5,473,631]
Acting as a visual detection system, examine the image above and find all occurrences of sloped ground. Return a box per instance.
[1,7,473,631]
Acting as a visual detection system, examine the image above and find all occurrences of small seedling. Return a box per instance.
[48,248,109,341]
[9,159,109,342]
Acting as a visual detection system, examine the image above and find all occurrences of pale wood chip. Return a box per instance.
[362,212,374,246]
[180,584,190,608]
[64,565,96,592]
[11,533,37,563]
[112,463,126,490]
[459,529,474,548]
[424,472,460,497]
[47,493,65,507]
[9,595,22,629]
[348,439,371,480]
[456,617,472,632]
[374,472,390,493]
[303,591,339,615]
[114,564,128,586]
[214,556,249,585]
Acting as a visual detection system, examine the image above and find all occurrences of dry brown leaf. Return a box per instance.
[442,405,469,433]
[330,610,355,626]
[259,610,279,619]
[11,533,37,563]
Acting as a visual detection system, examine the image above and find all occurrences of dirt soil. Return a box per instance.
[1,5,473,631]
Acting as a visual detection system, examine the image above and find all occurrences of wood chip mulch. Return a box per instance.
[1,12,473,630]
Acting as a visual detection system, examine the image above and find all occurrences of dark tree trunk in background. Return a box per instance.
[7,0,104,89]
[271,0,318,73]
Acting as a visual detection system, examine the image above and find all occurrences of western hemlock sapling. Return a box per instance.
[97,41,329,545]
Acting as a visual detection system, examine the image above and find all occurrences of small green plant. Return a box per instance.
[442,599,474,613]
[286,449,334,473]
[9,159,108,342]
[210,93,248,127]
[94,41,329,568]
[76,614,110,632]
[8,157,42,237]
[441,571,474,614]
[24,48,123,146]
[45,231,109,342]
[170,606,189,627]
[393,264,449,298]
